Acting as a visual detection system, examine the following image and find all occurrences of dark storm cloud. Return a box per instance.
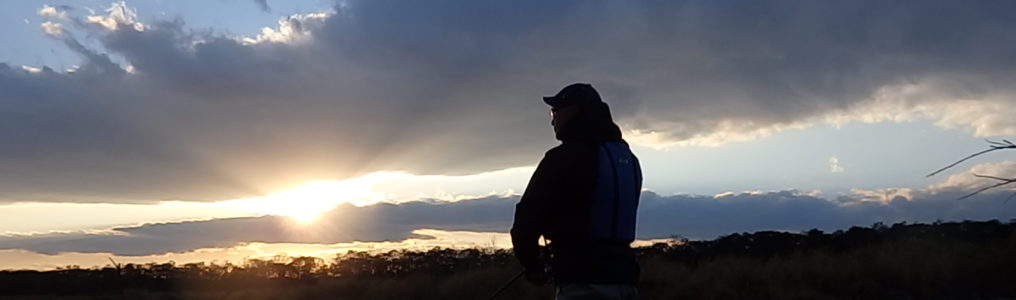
[2,187,1013,256]
[3,0,1016,202]
[637,190,1016,239]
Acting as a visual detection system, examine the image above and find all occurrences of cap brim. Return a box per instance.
[543,96,564,107]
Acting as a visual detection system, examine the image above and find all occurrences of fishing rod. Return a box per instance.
[487,270,525,300]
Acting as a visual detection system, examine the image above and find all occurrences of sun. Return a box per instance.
[226,180,385,224]
[287,209,323,224]
[270,182,352,223]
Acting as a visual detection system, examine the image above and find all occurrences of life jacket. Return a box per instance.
[588,141,642,242]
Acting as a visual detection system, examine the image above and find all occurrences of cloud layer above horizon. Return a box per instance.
[3,162,1015,258]
[4,0,1016,202]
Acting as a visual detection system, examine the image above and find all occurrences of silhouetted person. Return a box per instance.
[512,83,642,299]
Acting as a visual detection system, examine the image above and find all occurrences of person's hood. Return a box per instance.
[556,102,624,143]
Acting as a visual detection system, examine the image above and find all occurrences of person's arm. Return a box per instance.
[510,149,564,272]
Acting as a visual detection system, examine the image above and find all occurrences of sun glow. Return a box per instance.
[211,167,531,224]
[218,181,387,224]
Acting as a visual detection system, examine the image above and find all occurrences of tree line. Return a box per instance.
[1,219,1014,298]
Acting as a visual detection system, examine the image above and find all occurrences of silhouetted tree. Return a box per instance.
[288,256,325,279]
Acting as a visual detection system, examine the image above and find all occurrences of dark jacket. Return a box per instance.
[511,102,642,284]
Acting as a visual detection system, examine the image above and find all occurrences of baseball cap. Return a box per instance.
[543,83,603,108]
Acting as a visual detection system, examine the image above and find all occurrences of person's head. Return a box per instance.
[543,83,623,142]
[549,103,579,136]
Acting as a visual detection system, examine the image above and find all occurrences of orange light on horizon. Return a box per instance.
[208,167,531,224]
[215,180,387,224]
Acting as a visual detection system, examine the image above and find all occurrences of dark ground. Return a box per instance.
[2,220,1014,300]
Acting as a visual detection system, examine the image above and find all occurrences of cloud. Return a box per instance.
[37,4,72,36]
[243,11,331,44]
[19,66,43,73]
[845,188,912,204]
[926,161,1016,194]
[828,156,844,173]
[3,168,1015,256]
[0,195,516,255]
[38,5,69,19]
[823,84,1016,137]
[84,1,143,31]
[4,1,1016,202]
[39,21,63,37]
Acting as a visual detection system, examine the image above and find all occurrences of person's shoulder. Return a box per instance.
[545,141,598,158]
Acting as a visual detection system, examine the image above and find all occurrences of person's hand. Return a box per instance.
[524,267,550,285]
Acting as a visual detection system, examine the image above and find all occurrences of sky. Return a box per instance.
[2,0,1016,270]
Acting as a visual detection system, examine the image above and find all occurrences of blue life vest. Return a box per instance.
[589,142,642,242]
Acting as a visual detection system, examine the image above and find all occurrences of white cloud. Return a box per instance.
[824,82,1016,137]
[829,156,845,173]
[85,1,144,31]
[19,65,43,73]
[926,161,1016,195]
[242,11,333,45]
[712,191,736,198]
[39,21,63,37]
[846,188,912,204]
[641,80,1016,150]
[38,5,67,19]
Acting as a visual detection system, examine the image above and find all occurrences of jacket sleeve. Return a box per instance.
[511,149,565,271]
